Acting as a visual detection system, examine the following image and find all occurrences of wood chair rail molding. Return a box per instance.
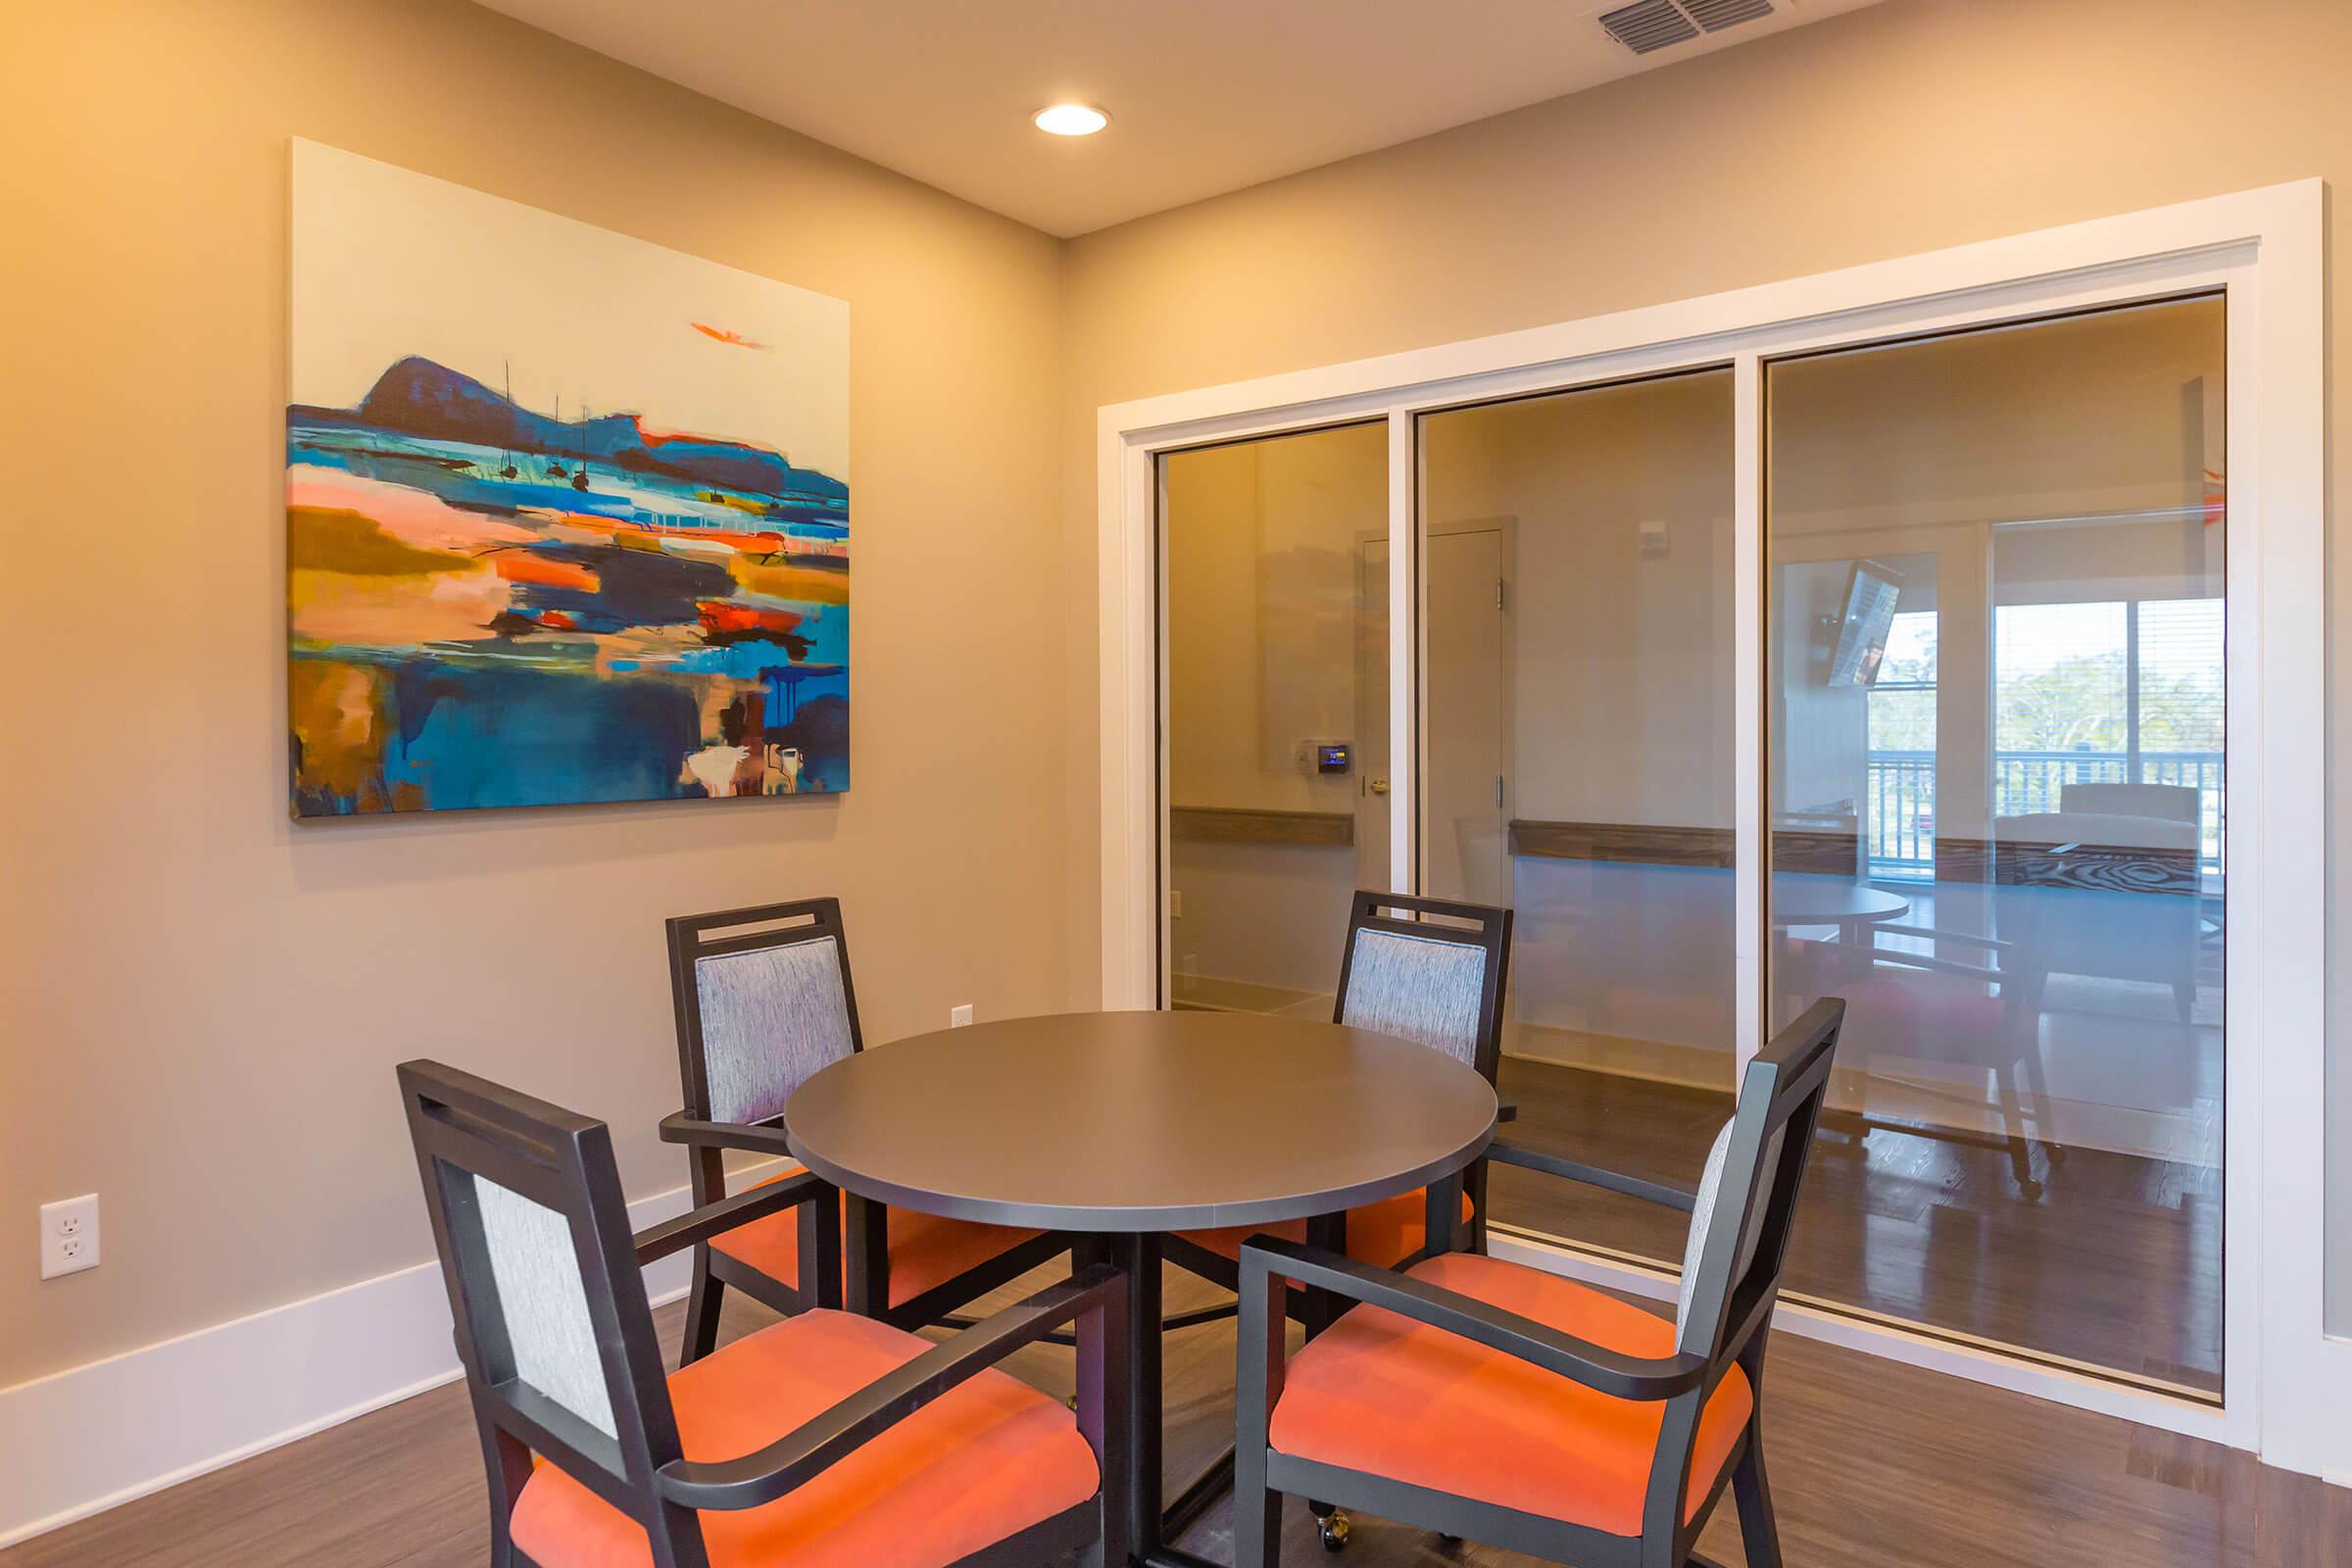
[1506,819,1735,868]
[1171,807,1354,847]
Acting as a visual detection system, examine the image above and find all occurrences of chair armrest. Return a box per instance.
[632,1169,832,1266]
[654,1264,1126,1510]
[1487,1140,1696,1212]
[1238,1236,1705,1400]
[659,1110,801,1160]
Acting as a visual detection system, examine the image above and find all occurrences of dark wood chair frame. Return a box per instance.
[659,897,1071,1359]
[1161,889,1517,1323]
[1232,998,1845,1568]
[399,1058,1130,1568]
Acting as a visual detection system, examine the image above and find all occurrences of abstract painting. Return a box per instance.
[287,141,849,816]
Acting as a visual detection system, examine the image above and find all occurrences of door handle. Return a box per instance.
[1367,777,1390,796]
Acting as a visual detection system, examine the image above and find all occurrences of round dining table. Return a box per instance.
[1768,870,1911,939]
[786,1008,1498,1568]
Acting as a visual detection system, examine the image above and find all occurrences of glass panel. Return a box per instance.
[1420,368,1738,1267]
[1161,423,1389,1016]
[1766,296,2226,1394]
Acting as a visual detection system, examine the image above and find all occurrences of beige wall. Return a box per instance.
[0,0,1068,1384]
[1060,0,2350,1322]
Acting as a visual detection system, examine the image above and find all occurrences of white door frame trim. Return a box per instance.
[1096,179,2330,1470]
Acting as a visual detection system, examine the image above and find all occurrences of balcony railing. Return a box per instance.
[1865,748,2225,878]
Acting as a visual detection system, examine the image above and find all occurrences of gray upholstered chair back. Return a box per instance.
[465,1171,619,1437]
[692,936,855,1124]
[668,899,862,1127]
[1670,1000,1843,1359]
[1341,928,1489,1068]
[1332,891,1513,1081]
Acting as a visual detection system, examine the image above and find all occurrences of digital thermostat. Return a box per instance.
[1316,743,1352,775]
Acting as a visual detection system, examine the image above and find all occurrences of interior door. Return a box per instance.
[1160,422,1388,1017]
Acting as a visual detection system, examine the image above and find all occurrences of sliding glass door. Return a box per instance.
[1765,296,2227,1393]
[1419,369,1738,1268]
[1122,197,2334,1443]
[1160,422,1388,1016]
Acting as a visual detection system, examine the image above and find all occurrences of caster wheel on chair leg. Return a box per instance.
[1315,1509,1351,1552]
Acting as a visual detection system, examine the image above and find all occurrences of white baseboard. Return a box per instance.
[0,1160,787,1550]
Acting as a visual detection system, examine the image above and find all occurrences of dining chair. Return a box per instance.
[398,1058,1128,1568]
[1164,890,1514,1303]
[1784,920,2059,1196]
[661,898,1068,1361]
[1232,998,1844,1566]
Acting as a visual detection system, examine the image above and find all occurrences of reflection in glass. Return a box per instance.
[1767,297,2226,1394]
[1161,423,1389,1016]
[1420,369,1738,1269]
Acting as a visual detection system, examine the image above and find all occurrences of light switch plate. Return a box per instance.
[951,1004,974,1028]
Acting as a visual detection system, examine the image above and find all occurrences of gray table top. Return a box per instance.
[1770,872,1912,927]
[784,1009,1498,1233]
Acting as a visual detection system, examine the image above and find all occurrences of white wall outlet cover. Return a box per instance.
[950,1004,974,1027]
[40,1195,99,1280]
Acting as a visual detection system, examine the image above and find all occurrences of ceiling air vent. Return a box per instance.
[1682,0,1777,30]
[1598,0,1776,55]
[1598,0,1700,53]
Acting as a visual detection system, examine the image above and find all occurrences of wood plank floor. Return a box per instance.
[8,1262,2343,1567]
[1492,1054,2223,1394]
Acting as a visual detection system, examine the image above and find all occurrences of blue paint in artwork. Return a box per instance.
[380,661,705,810]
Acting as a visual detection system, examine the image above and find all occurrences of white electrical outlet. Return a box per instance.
[1169,889,1183,919]
[40,1195,99,1280]
[951,1004,974,1028]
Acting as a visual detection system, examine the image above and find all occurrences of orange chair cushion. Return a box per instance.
[1180,1186,1476,1271]
[711,1171,1041,1309]
[1267,1253,1751,1537]
[510,1308,1097,1568]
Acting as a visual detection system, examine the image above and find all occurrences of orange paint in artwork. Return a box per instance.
[629,412,788,460]
[536,610,580,631]
[690,321,767,350]
[490,552,600,591]
[696,601,802,639]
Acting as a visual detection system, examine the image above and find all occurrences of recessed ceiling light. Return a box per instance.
[1033,104,1109,137]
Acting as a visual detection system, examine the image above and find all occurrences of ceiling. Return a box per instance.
[475,0,1894,237]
